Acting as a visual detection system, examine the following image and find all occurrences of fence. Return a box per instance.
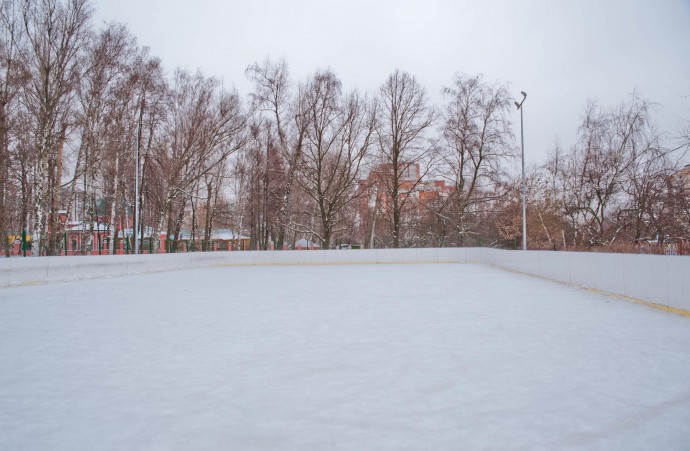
[5,235,690,257]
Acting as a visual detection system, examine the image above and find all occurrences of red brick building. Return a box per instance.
[357,163,454,246]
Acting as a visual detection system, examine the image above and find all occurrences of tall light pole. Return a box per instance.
[514,91,527,251]
[134,118,140,255]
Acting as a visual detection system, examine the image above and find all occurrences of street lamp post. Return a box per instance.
[134,120,140,255]
[514,91,527,251]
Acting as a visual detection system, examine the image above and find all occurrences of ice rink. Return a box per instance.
[1,263,689,450]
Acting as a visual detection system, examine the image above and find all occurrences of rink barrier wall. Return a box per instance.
[478,249,690,315]
[1,248,688,315]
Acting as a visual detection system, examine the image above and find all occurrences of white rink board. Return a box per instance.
[2,248,689,313]
[1,264,689,451]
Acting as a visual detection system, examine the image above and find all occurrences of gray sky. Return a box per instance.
[93,0,690,164]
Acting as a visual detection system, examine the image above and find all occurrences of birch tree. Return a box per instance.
[69,23,139,254]
[20,0,92,255]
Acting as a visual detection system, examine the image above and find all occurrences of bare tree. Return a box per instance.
[621,128,678,243]
[540,94,668,247]
[246,58,309,248]
[154,69,247,251]
[19,0,92,255]
[431,74,514,245]
[128,50,167,252]
[294,70,376,248]
[0,0,27,256]
[200,162,225,250]
[65,22,141,255]
[671,165,690,240]
[376,70,436,248]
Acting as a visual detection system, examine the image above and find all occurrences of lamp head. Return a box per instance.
[521,91,527,98]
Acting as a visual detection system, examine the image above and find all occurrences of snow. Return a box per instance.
[175,228,247,240]
[295,238,320,248]
[65,221,109,232]
[1,263,689,450]
[118,226,155,238]
[210,228,247,241]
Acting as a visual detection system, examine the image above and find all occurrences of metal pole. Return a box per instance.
[134,121,140,255]
[520,105,527,251]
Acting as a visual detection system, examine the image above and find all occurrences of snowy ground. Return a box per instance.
[1,263,689,451]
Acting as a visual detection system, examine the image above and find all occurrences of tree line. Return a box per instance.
[1,0,688,256]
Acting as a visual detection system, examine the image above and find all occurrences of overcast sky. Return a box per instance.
[93,0,690,164]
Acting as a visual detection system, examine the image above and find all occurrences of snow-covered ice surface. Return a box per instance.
[1,263,689,450]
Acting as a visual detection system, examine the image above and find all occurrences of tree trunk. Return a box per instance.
[31,134,49,256]
[48,125,67,255]
[0,100,7,257]
[204,182,213,250]
[108,151,120,255]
